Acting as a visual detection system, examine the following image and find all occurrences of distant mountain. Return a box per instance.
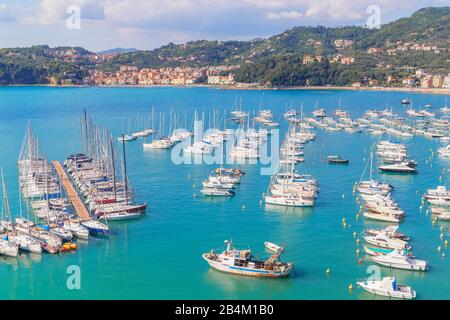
[97,48,140,55]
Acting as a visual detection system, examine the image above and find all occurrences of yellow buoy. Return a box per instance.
[356,238,360,244]
[326,268,330,274]
[445,240,448,247]
[356,248,360,255]
[348,284,353,291]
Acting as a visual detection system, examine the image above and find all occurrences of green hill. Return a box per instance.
[0,6,448,85]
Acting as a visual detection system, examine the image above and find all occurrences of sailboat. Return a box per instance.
[0,169,20,257]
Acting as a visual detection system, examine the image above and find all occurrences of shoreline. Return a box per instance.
[1,84,449,95]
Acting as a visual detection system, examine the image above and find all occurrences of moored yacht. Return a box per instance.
[372,249,428,271]
[379,162,417,173]
[357,277,416,299]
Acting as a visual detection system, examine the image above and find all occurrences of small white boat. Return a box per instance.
[100,211,142,221]
[118,135,137,142]
[50,227,74,241]
[364,211,402,223]
[372,249,428,271]
[0,238,19,257]
[9,233,42,254]
[200,188,235,196]
[357,277,416,299]
[63,221,89,240]
[364,230,409,250]
[81,220,109,235]
[264,242,284,253]
[379,162,417,173]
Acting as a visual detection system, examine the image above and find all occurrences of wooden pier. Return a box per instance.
[52,161,91,221]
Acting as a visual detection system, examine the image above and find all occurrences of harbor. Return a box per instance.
[0,86,448,299]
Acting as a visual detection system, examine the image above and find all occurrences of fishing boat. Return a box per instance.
[264,242,284,253]
[327,155,349,164]
[357,277,416,299]
[202,240,294,278]
[371,250,428,271]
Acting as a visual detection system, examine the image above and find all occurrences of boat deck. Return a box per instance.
[52,161,91,221]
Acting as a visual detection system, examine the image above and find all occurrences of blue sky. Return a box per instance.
[0,0,447,52]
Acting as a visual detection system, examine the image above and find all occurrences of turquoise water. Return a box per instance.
[0,86,448,300]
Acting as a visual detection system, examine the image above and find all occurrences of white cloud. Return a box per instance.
[28,0,105,25]
[266,10,303,20]
[0,3,15,21]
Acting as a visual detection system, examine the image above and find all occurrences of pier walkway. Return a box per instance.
[52,161,91,221]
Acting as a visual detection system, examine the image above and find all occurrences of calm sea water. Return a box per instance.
[0,86,448,300]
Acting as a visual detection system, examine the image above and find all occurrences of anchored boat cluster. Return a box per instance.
[0,112,148,258]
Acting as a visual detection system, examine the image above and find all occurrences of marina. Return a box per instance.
[0,86,448,299]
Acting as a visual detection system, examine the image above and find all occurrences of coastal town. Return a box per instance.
[80,37,450,89]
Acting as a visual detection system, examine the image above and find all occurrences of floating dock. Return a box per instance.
[52,160,91,221]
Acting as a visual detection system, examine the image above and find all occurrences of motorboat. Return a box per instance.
[364,232,410,250]
[327,155,349,164]
[431,207,450,220]
[200,188,235,196]
[357,277,415,299]
[143,137,174,149]
[117,134,137,142]
[364,226,409,241]
[265,194,314,207]
[81,219,109,235]
[202,240,293,278]
[364,211,402,223]
[372,250,428,271]
[379,162,417,173]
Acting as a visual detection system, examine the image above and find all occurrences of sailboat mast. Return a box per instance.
[110,137,117,201]
[121,134,128,205]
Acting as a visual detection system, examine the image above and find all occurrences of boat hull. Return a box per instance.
[357,282,415,299]
[202,254,292,278]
